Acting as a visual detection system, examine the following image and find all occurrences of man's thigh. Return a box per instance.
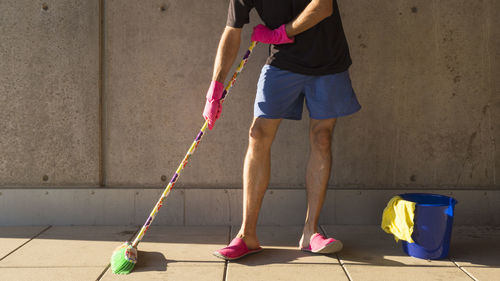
[304,71,361,119]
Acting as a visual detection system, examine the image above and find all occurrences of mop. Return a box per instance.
[110,41,258,274]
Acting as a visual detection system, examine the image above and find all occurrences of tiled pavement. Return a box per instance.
[0,225,498,281]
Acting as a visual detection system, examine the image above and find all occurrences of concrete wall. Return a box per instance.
[1,0,100,187]
[1,1,499,225]
[1,189,499,226]
[102,0,500,189]
[335,0,500,189]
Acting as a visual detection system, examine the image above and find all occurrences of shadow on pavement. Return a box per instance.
[132,250,168,272]
[230,247,338,266]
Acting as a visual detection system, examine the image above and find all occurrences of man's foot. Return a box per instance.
[299,231,315,249]
[300,233,343,254]
[213,237,263,260]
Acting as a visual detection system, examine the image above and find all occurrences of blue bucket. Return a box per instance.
[400,193,458,260]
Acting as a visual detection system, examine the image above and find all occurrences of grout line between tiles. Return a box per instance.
[222,225,231,281]
[335,253,354,281]
[320,225,353,281]
[450,259,479,281]
[0,225,52,262]
[95,264,110,281]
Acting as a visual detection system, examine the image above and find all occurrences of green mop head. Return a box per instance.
[110,241,137,274]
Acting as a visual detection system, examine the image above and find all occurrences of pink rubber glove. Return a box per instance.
[251,24,294,45]
[203,81,225,130]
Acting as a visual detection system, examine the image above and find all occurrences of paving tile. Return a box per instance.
[463,267,500,281]
[322,225,472,280]
[450,226,500,281]
[345,266,472,281]
[450,226,500,267]
[101,226,229,280]
[0,226,47,258]
[227,226,347,280]
[0,267,105,281]
[102,263,225,281]
[227,264,347,281]
[0,226,137,281]
[132,226,229,262]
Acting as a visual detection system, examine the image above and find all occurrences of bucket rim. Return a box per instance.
[399,193,458,206]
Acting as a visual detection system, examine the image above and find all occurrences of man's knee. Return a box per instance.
[249,123,270,142]
[248,120,277,146]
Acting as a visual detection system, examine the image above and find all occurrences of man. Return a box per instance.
[203,0,361,260]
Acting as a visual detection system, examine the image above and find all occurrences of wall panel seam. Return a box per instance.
[99,0,106,187]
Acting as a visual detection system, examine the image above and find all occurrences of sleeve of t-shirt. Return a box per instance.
[226,0,254,28]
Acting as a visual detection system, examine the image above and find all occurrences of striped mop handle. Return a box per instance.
[132,41,258,247]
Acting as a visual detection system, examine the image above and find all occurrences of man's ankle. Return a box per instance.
[237,231,256,239]
[302,225,317,236]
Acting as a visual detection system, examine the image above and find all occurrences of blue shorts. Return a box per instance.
[254,65,361,120]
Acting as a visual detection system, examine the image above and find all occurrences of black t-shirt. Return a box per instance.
[227,0,351,76]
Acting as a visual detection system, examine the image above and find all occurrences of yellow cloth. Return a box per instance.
[381,196,416,243]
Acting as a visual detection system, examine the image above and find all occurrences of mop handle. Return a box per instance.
[132,41,258,247]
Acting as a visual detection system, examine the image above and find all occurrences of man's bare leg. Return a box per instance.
[299,118,337,248]
[236,117,281,249]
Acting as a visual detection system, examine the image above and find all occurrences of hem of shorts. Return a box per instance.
[255,114,302,121]
[309,105,362,120]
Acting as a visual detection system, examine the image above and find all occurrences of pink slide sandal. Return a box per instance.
[213,238,263,261]
[301,233,343,254]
